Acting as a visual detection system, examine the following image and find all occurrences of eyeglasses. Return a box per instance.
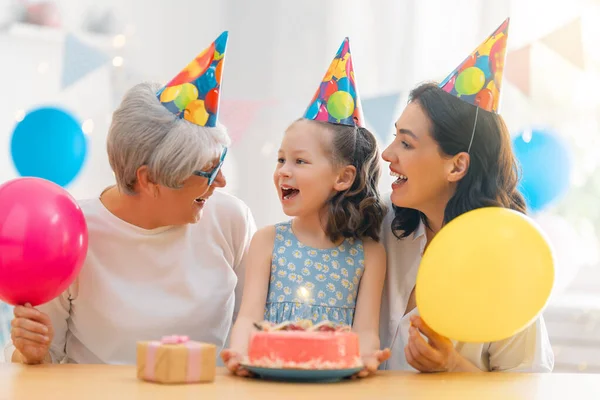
[193,147,227,185]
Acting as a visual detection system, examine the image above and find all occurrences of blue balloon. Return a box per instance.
[206,114,217,127]
[512,128,572,212]
[214,32,228,54]
[335,116,355,125]
[162,101,180,115]
[475,55,491,78]
[305,100,321,120]
[11,107,87,187]
[196,66,217,95]
[336,77,356,99]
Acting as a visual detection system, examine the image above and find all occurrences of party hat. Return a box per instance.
[157,31,228,127]
[303,37,364,127]
[439,18,509,113]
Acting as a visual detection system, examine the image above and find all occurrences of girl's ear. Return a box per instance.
[334,165,356,191]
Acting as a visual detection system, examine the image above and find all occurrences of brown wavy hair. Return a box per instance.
[303,119,387,242]
[391,83,527,239]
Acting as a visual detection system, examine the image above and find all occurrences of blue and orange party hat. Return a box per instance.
[303,37,364,127]
[439,18,509,113]
[157,31,228,127]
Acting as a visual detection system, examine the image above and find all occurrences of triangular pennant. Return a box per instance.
[110,65,144,109]
[362,93,401,143]
[303,37,364,127]
[220,99,271,146]
[505,45,532,96]
[540,18,584,69]
[61,34,110,90]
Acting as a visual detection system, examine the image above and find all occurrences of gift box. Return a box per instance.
[136,335,217,384]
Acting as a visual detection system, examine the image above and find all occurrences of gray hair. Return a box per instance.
[107,81,230,195]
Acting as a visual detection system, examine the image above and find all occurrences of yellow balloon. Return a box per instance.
[186,47,209,77]
[416,207,554,343]
[184,99,209,126]
[173,83,199,111]
[159,85,183,103]
[487,80,500,111]
[323,64,336,82]
[332,53,350,80]
[477,33,503,56]
[323,54,349,81]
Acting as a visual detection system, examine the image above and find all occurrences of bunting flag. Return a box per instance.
[362,93,402,143]
[219,99,273,146]
[505,45,532,96]
[61,34,110,90]
[540,18,585,69]
[109,65,143,109]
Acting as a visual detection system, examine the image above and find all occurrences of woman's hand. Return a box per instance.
[404,315,459,373]
[355,348,391,378]
[220,349,252,377]
[11,304,53,364]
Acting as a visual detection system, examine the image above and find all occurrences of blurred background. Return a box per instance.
[1,0,600,372]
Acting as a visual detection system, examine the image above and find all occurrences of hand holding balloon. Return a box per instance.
[404,315,459,372]
[10,303,54,364]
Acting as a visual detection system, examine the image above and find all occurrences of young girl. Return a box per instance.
[222,38,390,377]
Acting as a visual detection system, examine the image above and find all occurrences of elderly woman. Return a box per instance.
[5,34,256,365]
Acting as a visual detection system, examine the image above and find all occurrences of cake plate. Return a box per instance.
[241,364,363,383]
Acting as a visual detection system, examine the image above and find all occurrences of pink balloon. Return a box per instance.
[441,75,456,93]
[0,178,88,306]
[315,103,329,121]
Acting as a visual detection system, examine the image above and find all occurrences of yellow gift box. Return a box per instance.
[136,335,216,384]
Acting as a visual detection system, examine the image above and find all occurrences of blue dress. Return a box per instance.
[264,221,365,326]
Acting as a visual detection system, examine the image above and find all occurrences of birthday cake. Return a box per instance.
[136,335,217,384]
[246,320,362,370]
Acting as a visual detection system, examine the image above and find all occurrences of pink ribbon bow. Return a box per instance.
[161,335,189,344]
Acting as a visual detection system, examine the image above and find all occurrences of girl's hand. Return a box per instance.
[220,349,252,377]
[354,348,391,378]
